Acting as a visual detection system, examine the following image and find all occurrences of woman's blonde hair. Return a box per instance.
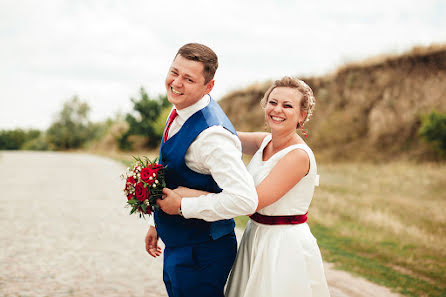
[261,76,316,127]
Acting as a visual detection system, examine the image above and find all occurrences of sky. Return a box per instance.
[1,0,445,130]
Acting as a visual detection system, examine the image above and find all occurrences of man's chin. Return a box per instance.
[167,96,180,105]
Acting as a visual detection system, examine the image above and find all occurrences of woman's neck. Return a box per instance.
[270,130,300,153]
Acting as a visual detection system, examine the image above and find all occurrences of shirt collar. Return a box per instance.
[175,94,210,123]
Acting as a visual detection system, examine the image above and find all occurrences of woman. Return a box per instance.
[174,76,330,297]
[224,77,330,297]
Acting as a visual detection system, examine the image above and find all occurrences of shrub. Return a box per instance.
[21,134,50,151]
[0,129,41,150]
[419,111,446,158]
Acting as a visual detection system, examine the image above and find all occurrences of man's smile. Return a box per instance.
[170,86,184,95]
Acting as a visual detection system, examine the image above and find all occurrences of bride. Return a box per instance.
[173,76,330,297]
[224,76,330,297]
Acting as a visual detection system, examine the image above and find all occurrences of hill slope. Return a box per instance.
[219,44,446,161]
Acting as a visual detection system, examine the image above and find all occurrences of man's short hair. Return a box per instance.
[176,43,218,84]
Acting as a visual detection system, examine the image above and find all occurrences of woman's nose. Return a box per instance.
[272,104,282,113]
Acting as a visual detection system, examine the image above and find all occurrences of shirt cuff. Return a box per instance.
[180,197,203,220]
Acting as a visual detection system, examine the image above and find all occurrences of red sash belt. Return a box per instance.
[249,212,308,225]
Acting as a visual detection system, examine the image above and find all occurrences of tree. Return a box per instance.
[119,88,170,149]
[46,96,96,150]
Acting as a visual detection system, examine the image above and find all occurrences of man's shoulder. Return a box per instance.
[191,126,241,155]
[197,125,237,141]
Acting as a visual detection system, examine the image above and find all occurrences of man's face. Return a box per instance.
[165,55,214,110]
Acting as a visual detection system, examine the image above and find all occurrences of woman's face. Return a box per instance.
[264,87,305,133]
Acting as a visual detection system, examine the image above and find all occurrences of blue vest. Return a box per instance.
[155,98,236,247]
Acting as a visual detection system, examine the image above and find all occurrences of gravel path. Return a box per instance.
[0,151,401,297]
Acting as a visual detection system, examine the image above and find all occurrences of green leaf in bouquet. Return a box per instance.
[128,198,138,206]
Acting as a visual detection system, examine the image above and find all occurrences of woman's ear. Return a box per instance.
[300,111,308,123]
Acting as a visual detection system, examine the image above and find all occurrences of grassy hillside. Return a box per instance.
[219,44,446,161]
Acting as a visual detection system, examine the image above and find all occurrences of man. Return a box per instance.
[144,43,258,297]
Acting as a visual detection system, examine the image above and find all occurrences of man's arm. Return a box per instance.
[178,126,258,221]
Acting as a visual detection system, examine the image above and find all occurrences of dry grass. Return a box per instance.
[309,161,446,296]
[334,43,446,74]
[313,162,445,247]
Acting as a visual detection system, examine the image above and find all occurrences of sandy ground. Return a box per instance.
[0,151,401,297]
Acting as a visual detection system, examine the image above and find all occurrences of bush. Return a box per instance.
[21,134,50,151]
[0,129,41,150]
[419,111,446,158]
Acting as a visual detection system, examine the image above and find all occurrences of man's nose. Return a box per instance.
[171,76,182,87]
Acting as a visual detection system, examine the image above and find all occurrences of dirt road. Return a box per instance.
[0,151,401,297]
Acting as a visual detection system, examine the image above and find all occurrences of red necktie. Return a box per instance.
[163,109,178,142]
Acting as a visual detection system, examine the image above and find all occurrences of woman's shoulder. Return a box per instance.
[279,145,310,163]
[272,142,315,169]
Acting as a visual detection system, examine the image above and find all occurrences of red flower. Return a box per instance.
[126,176,136,190]
[141,167,157,185]
[152,163,163,169]
[135,182,149,202]
[127,194,134,201]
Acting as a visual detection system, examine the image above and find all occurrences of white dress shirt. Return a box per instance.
[149,95,258,225]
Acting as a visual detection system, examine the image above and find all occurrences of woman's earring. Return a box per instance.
[300,123,307,138]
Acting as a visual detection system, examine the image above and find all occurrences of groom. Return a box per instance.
[144,43,258,297]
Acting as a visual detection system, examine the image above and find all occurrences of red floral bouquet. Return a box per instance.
[121,156,166,218]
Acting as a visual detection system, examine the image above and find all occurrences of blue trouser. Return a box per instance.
[162,232,237,297]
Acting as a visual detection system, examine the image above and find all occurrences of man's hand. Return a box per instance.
[157,188,182,215]
[145,226,162,257]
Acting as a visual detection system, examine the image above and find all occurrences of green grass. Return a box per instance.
[236,161,446,297]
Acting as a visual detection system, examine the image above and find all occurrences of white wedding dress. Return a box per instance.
[225,134,330,297]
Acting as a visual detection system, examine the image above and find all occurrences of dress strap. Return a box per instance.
[259,134,272,151]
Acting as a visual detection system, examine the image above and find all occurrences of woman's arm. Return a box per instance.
[255,148,309,211]
[237,132,269,155]
[173,186,209,197]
